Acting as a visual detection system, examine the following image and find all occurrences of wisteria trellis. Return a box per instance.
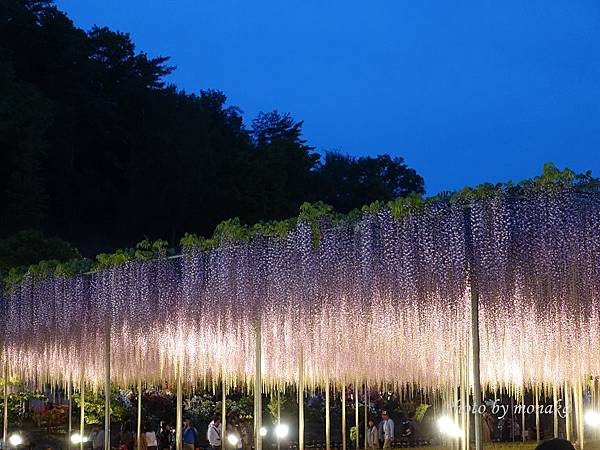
[2,188,599,393]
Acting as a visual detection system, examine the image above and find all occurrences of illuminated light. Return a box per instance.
[437,416,462,438]
[260,427,268,437]
[227,434,240,446]
[585,410,600,427]
[275,424,289,439]
[71,433,88,444]
[9,434,24,447]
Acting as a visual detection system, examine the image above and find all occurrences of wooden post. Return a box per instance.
[342,383,347,450]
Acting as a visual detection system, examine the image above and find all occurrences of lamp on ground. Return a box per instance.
[71,433,89,444]
[585,410,600,427]
[227,434,240,447]
[437,416,462,438]
[8,433,24,447]
[275,424,289,439]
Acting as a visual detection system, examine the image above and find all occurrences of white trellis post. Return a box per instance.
[254,320,263,450]
[104,325,111,450]
[325,380,331,450]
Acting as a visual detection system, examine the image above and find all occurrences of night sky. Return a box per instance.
[56,0,600,194]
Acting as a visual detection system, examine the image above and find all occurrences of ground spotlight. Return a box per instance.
[260,427,268,437]
[227,434,240,446]
[71,433,88,444]
[8,434,24,447]
[275,424,289,439]
[585,410,600,427]
[437,416,462,438]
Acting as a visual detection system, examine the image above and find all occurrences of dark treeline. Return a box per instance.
[0,0,424,264]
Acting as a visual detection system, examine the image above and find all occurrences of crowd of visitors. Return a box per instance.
[101,410,399,450]
[81,418,204,450]
[51,412,261,450]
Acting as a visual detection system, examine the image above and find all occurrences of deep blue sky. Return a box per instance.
[56,0,600,194]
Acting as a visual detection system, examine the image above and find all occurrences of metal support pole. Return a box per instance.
[342,383,347,450]
[566,382,572,442]
[3,358,8,450]
[222,379,227,450]
[510,397,515,442]
[176,361,183,450]
[535,385,541,443]
[575,381,584,450]
[553,384,559,438]
[326,380,331,450]
[453,384,460,450]
[363,384,368,450]
[459,355,467,450]
[254,320,263,450]
[521,390,526,443]
[470,282,483,450]
[137,380,142,450]
[80,375,85,450]
[277,390,281,450]
[354,381,359,450]
[596,378,600,441]
[68,378,73,448]
[105,327,111,450]
[299,351,304,450]
[465,206,483,450]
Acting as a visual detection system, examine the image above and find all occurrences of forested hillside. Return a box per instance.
[0,0,424,264]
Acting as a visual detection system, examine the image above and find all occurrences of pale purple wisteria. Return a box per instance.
[2,189,599,393]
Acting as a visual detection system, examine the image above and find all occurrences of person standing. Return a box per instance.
[482,411,495,442]
[90,424,105,450]
[240,417,251,450]
[119,421,135,450]
[158,422,172,450]
[207,417,222,449]
[144,424,158,450]
[183,418,199,450]
[366,419,379,450]
[381,412,394,449]
[227,421,242,450]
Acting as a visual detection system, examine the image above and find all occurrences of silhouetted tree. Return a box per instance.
[0,55,52,232]
[0,230,80,275]
[247,111,320,221]
[314,152,425,212]
[0,0,425,260]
